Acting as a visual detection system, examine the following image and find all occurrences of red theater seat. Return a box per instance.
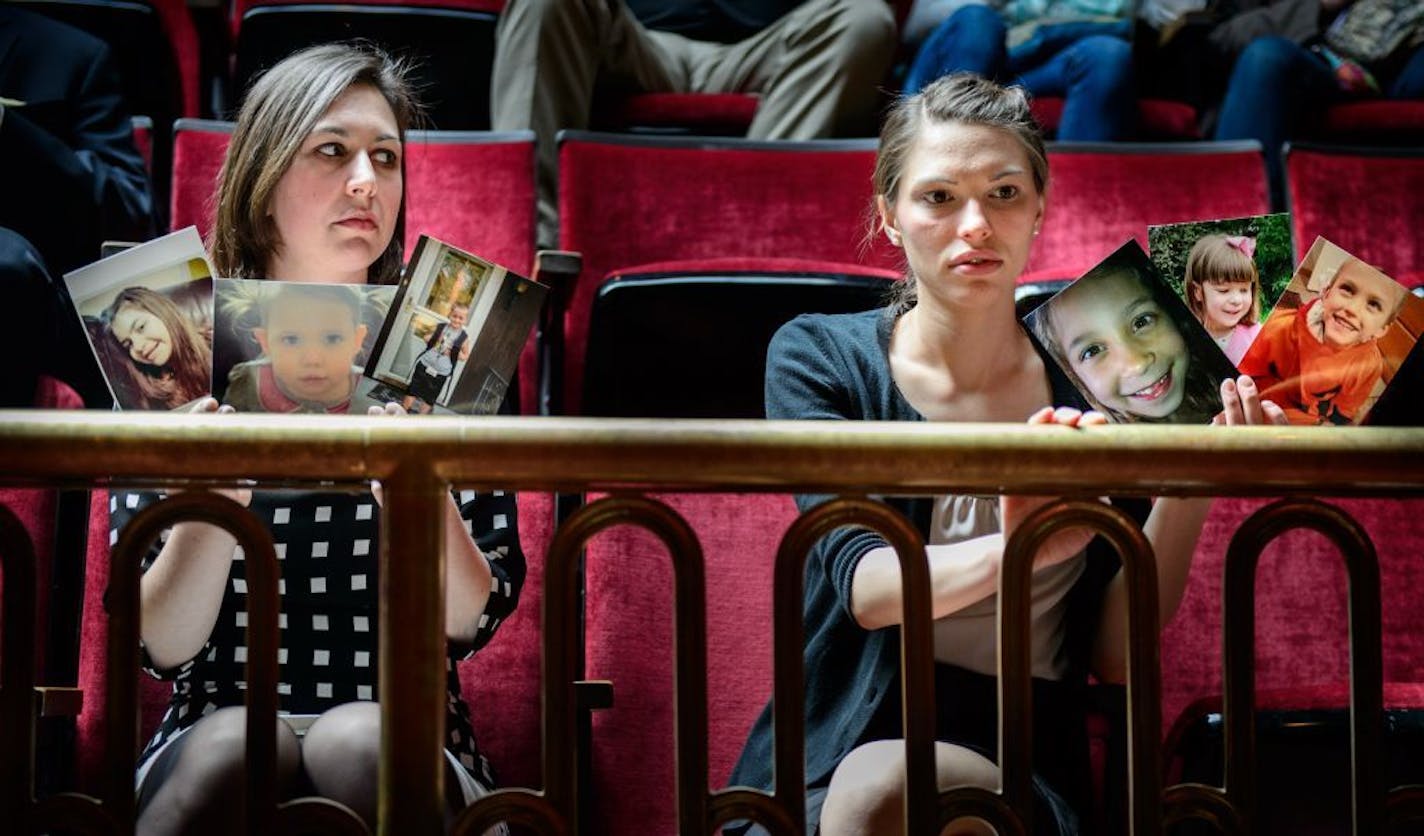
[1284,143,1424,279]
[548,131,897,415]
[1031,140,1272,280]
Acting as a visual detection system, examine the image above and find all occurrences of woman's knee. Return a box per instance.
[1064,34,1132,88]
[142,707,301,811]
[302,701,382,776]
[820,740,910,835]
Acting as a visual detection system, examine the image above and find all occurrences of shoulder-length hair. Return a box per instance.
[210,42,420,285]
[100,286,212,408]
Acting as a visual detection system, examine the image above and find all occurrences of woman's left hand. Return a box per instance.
[1001,406,1109,570]
[367,401,407,505]
[1213,375,1288,426]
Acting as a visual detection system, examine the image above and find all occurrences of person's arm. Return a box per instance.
[458,334,472,362]
[136,400,251,669]
[1092,376,1287,683]
[0,34,152,271]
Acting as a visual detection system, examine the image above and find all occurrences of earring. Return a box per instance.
[886,228,901,247]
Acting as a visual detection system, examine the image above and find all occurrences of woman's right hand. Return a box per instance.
[190,397,253,507]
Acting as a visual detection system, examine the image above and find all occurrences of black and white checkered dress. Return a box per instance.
[109,487,524,791]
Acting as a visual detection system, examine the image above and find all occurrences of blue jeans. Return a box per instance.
[1214,35,1424,205]
[903,4,1135,140]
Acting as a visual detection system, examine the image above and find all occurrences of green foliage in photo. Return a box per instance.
[1147,213,1294,322]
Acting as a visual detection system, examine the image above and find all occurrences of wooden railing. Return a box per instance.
[1,410,1423,835]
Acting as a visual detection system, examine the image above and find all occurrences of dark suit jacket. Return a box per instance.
[0,6,153,275]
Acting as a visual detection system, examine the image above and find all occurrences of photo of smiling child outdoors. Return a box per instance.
[1025,240,1239,425]
[213,278,393,413]
[1238,237,1423,426]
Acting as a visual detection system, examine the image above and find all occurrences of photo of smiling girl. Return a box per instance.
[62,226,216,410]
[1026,240,1238,424]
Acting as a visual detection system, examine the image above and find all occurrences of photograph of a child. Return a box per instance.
[359,236,545,416]
[1237,237,1422,426]
[1148,213,1293,367]
[1025,240,1238,425]
[62,226,214,411]
[212,279,394,414]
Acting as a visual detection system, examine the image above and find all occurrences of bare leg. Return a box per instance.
[819,739,1001,836]
[136,706,302,836]
[301,701,472,830]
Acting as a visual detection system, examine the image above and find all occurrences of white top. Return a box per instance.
[929,494,1083,680]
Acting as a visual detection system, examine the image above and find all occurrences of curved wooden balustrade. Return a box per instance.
[1,411,1423,835]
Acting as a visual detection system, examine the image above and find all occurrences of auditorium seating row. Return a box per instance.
[4,123,1423,832]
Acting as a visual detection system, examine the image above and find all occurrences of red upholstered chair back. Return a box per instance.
[0,378,85,684]
[582,493,797,836]
[1284,144,1424,280]
[456,490,551,790]
[550,131,897,415]
[170,123,536,277]
[228,0,505,39]
[1160,497,1424,749]
[1031,141,1272,280]
[169,118,232,237]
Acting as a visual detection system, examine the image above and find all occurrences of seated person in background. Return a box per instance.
[490,0,898,247]
[120,43,524,835]
[1210,0,1424,205]
[1,6,155,406]
[726,74,1285,836]
[402,303,472,415]
[900,0,1136,139]
[1239,256,1407,425]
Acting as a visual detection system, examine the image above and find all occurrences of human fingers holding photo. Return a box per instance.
[365,399,406,506]
[1213,375,1287,426]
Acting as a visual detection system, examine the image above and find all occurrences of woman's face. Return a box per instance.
[111,302,173,367]
[878,120,1043,308]
[1196,280,1254,334]
[1053,270,1188,419]
[267,84,403,285]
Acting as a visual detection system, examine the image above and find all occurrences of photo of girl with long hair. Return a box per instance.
[1025,240,1238,424]
[63,227,215,410]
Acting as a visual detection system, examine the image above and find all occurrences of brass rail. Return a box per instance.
[2,412,1423,835]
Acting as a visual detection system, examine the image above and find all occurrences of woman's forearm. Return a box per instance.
[849,534,1004,631]
[139,522,240,669]
[443,496,493,644]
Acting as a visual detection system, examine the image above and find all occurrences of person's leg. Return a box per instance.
[688,0,897,140]
[817,739,1000,836]
[902,4,1008,95]
[1386,43,1424,98]
[489,0,689,247]
[135,706,303,836]
[1015,34,1135,141]
[301,701,470,827]
[1213,36,1336,206]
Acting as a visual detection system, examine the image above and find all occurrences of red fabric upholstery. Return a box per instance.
[131,116,153,175]
[582,493,796,835]
[459,491,551,789]
[1313,100,1424,144]
[0,377,83,681]
[168,119,232,237]
[593,92,761,135]
[1285,145,1424,279]
[1031,142,1271,279]
[1159,497,1424,752]
[228,0,505,39]
[147,0,201,118]
[1030,97,1201,140]
[551,132,897,415]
